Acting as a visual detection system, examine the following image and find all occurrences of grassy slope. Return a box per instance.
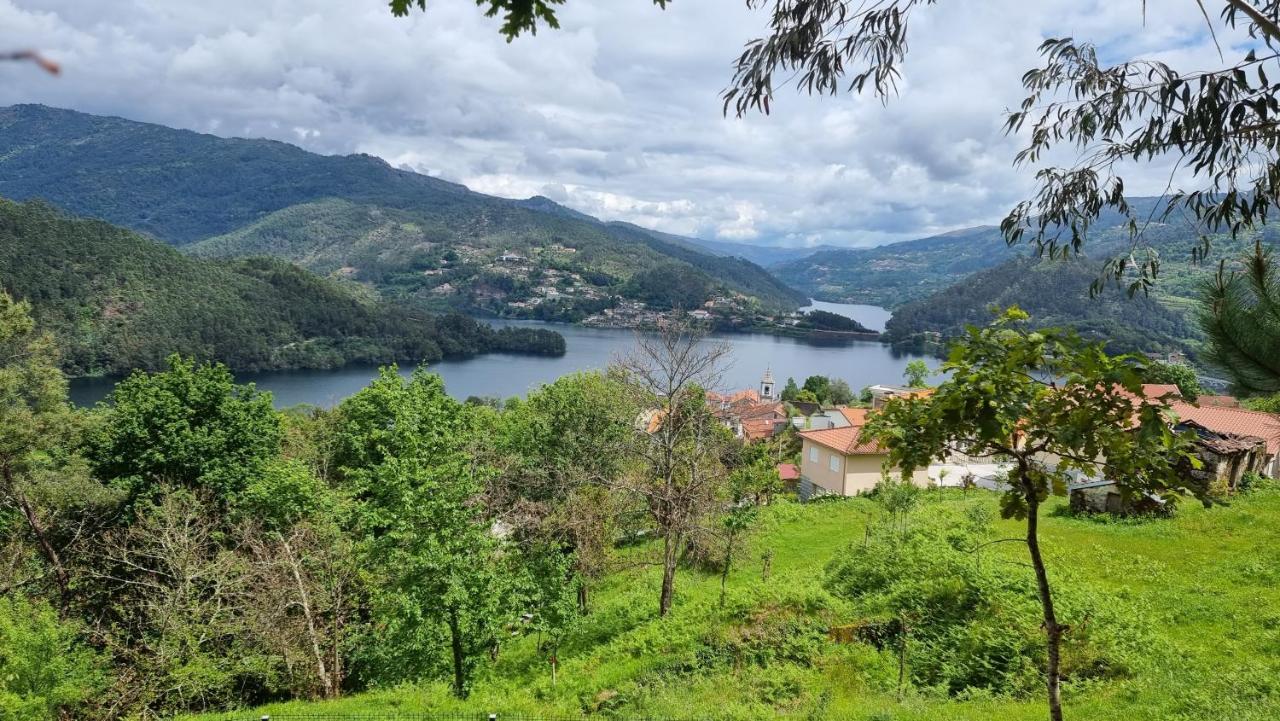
[199,489,1280,721]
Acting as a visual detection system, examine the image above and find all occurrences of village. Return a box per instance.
[700,368,1280,515]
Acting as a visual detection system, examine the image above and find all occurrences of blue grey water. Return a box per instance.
[68,301,925,408]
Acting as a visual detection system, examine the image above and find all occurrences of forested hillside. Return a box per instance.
[773,225,1014,306]
[882,256,1200,357]
[773,199,1280,310]
[0,200,563,375]
[0,105,803,313]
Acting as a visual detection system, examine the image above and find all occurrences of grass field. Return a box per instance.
[195,488,1280,721]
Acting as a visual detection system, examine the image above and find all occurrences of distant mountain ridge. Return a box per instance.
[0,104,803,312]
[0,199,564,375]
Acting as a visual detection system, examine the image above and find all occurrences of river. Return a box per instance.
[68,301,923,408]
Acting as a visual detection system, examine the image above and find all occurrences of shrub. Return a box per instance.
[0,597,101,720]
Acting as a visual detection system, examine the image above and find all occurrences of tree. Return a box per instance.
[1202,242,1280,394]
[0,292,103,608]
[802,375,831,404]
[491,373,632,614]
[903,360,931,388]
[613,320,731,617]
[333,367,510,698]
[780,376,801,402]
[865,308,1204,721]
[717,457,773,608]
[89,355,281,511]
[827,378,855,405]
[1142,361,1204,400]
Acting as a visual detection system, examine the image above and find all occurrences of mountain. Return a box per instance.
[0,104,803,313]
[773,225,1016,307]
[684,238,840,266]
[0,199,563,376]
[881,256,1202,358]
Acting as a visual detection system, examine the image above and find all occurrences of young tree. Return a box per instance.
[902,359,931,388]
[717,457,773,608]
[334,367,510,698]
[613,321,731,617]
[865,308,1204,721]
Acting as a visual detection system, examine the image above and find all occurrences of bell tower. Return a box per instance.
[760,367,776,401]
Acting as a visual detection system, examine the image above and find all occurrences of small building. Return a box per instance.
[1068,479,1170,516]
[1177,420,1268,496]
[798,408,929,499]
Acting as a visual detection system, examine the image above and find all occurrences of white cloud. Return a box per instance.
[0,0,1242,247]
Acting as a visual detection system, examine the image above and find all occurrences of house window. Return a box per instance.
[809,446,819,463]
[829,453,841,472]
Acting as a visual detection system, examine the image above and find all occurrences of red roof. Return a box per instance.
[1197,394,1240,408]
[800,423,885,455]
[1170,401,1280,454]
[837,406,869,425]
[777,463,800,481]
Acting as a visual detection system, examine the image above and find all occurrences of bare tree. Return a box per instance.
[245,521,358,700]
[612,320,732,616]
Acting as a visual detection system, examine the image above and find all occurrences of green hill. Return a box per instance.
[189,489,1280,721]
[0,200,563,375]
[773,199,1280,310]
[0,105,803,313]
[881,256,1201,358]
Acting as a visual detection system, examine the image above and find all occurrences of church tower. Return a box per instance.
[760,367,776,401]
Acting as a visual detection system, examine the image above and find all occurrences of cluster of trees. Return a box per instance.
[0,199,564,375]
[779,374,856,406]
[1,301,773,719]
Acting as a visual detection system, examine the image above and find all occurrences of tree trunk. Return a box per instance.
[658,531,680,617]
[448,606,467,699]
[281,538,333,699]
[11,479,70,609]
[1024,485,1064,721]
[719,527,736,609]
[577,581,590,615]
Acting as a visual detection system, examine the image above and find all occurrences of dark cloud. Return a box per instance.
[0,0,1236,247]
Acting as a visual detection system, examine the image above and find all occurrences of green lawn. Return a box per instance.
[195,489,1280,721]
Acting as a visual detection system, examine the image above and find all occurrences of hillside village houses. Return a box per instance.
[650,367,1280,509]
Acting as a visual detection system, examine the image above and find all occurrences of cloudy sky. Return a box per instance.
[0,0,1241,247]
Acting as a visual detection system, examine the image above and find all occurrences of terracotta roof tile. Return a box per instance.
[800,423,885,455]
[777,463,800,480]
[1170,401,1280,454]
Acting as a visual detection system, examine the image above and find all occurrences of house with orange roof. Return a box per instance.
[798,407,929,498]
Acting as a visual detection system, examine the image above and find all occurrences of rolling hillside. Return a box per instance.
[881,256,1201,358]
[0,200,563,376]
[187,489,1280,721]
[773,200,1280,310]
[0,104,803,313]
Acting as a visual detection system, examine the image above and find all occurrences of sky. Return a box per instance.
[0,0,1244,248]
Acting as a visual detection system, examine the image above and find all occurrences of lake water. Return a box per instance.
[799,299,891,332]
[69,301,924,408]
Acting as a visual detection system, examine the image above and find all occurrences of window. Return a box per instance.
[808,446,819,463]
[829,453,841,472]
